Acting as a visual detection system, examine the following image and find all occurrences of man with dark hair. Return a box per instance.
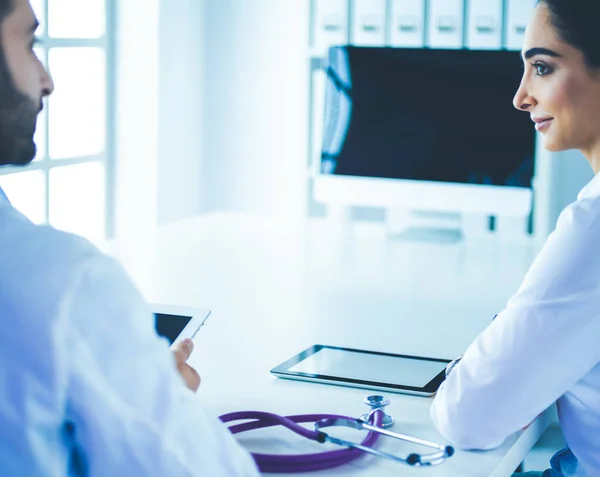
[0,0,51,166]
[0,1,259,475]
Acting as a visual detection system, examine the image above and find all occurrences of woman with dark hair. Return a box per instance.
[430,1,600,476]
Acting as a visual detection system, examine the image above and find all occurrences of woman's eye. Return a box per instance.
[533,62,552,76]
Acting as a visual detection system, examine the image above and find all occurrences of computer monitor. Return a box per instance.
[312,46,536,220]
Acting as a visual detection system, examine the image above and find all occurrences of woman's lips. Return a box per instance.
[532,117,553,132]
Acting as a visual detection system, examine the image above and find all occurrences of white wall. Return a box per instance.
[115,0,206,231]
[157,0,205,224]
[114,0,159,240]
[118,0,310,226]
[202,0,310,218]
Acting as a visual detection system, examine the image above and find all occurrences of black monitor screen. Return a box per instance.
[320,46,536,188]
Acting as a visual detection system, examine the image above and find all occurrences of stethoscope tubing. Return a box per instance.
[220,408,453,473]
[220,411,384,473]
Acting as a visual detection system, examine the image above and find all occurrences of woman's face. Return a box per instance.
[513,4,600,157]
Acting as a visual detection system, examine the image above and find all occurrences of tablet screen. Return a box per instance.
[288,347,448,388]
[154,313,192,344]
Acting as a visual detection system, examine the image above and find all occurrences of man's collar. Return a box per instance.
[0,186,8,203]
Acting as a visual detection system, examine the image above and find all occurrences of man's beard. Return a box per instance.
[0,54,40,167]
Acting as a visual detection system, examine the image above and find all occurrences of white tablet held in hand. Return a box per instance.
[152,304,211,347]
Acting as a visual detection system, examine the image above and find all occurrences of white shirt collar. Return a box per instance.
[577,171,600,200]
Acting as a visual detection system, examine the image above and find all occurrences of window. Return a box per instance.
[0,0,114,244]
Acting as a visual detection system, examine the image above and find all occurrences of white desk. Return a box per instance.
[107,212,552,477]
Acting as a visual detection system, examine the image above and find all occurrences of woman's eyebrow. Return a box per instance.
[522,47,562,61]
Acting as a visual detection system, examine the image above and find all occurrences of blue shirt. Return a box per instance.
[431,173,600,477]
[0,188,259,476]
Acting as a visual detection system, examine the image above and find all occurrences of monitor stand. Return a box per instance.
[385,210,464,243]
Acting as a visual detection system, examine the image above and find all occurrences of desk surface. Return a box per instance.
[107,212,550,477]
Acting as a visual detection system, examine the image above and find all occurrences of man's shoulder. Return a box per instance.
[1,214,99,266]
[0,207,110,302]
[0,207,126,344]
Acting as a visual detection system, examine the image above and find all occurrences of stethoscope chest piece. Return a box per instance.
[359,395,395,429]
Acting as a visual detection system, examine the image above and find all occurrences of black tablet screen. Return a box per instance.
[154,313,192,344]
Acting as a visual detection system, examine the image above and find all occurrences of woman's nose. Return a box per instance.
[513,79,534,111]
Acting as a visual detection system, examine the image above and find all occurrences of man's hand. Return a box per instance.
[173,338,201,392]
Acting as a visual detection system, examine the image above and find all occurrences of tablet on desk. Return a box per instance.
[152,304,211,346]
[271,345,451,397]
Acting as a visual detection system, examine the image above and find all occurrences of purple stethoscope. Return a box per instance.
[220,395,454,473]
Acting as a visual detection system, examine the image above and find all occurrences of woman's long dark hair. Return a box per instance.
[537,0,600,69]
[0,0,13,22]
